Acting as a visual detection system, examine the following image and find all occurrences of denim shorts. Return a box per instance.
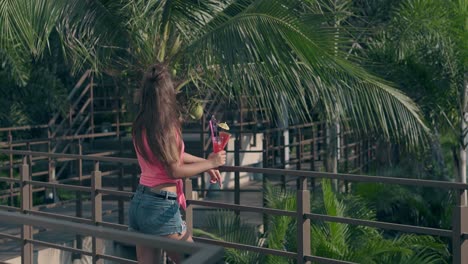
[128,184,186,236]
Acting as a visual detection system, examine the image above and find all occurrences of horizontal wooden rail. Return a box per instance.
[27,239,92,256]
[0,150,137,164]
[189,200,296,217]
[0,233,21,241]
[97,253,137,264]
[221,166,468,190]
[305,213,452,237]
[0,210,224,264]
[0,124,49,132]
[98,188,133,197]
[0,177,21,183]
[304,255,357,264]
[27,181,91,192]
[194,237,297,258]
[26,210,94,225]
[0,205,20,212]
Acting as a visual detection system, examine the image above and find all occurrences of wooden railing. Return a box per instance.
[0,149,466,264]
[0,209,223,264]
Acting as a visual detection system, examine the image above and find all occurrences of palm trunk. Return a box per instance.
[328,5,340,191]
[460,73,468,206]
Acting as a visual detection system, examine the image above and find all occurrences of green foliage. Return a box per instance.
[264,182,297,263]
[193,210,262,264]
[193,180,450,263]
[268,179,449,263]
[0,0,122,85]
[366,0,466,136]
[0,66,67,126]
[1,0,431,149]
[354,182,453,230]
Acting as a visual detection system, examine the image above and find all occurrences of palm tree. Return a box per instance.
[1,0,430,148]
[193,211,264,263]
[198,181,449,263]
[264,180,449,264]
[0,0,119,85]
[365,0,467,201]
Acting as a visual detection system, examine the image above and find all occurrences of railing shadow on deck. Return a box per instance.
[0,149,466,264]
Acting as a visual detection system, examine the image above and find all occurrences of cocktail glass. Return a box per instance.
[210,131,230,186]
[212,131,231,153]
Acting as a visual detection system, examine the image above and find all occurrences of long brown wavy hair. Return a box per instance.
[132,64,181,167]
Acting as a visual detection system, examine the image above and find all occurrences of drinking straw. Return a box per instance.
[209,115,221,186]
[209,119,215,141]
[211,115,219,139]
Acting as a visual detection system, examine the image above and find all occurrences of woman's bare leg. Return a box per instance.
[164,230,193,263]
[136,245,162,264]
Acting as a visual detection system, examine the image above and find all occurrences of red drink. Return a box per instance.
[212,131,231,153]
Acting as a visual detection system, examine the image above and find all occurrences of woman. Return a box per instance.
[129,64,226,263]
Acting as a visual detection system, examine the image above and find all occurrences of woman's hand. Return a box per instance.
[208,169,222,186]
[208,150,226,167]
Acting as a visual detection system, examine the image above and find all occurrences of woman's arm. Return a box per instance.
[183,153,223,184]
[170,151,226,179]
[183,153,207,164]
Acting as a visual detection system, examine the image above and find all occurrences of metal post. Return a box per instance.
[452,189,468,264]
[262,136,268,234]
[185,178,193,235]
[234,134,241,209]
[73,141,83,261]
[297,176,310,264]
[8,131,13,206]
[91,161,103,264]
[296,129,302,170]
[118,164,124,225]
[90,75,95,136]
[310,125,315,191]
[200,115,207,197]
[47,127,53,194]
[317,123,322,163]
[343,132,349,193]
[115,84,121,139]
[235,100,243,208]
[310,125,315,171]
[280,134,286,190]
[20,157,33,264]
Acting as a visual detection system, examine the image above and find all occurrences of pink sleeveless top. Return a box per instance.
[134,131,186,210]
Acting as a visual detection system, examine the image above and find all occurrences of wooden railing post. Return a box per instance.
[91,161,103,264]
[452,189,468,264]
[185,178,193,236]
[297,176,311,264]
[20,157,33,264]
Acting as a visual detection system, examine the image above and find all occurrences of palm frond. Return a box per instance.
[178,0,429,148]
[0,0,63,84]
[263,183,296,263]
[56,0,127,75]
[0,0,121,83]
[195,210,262,264]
